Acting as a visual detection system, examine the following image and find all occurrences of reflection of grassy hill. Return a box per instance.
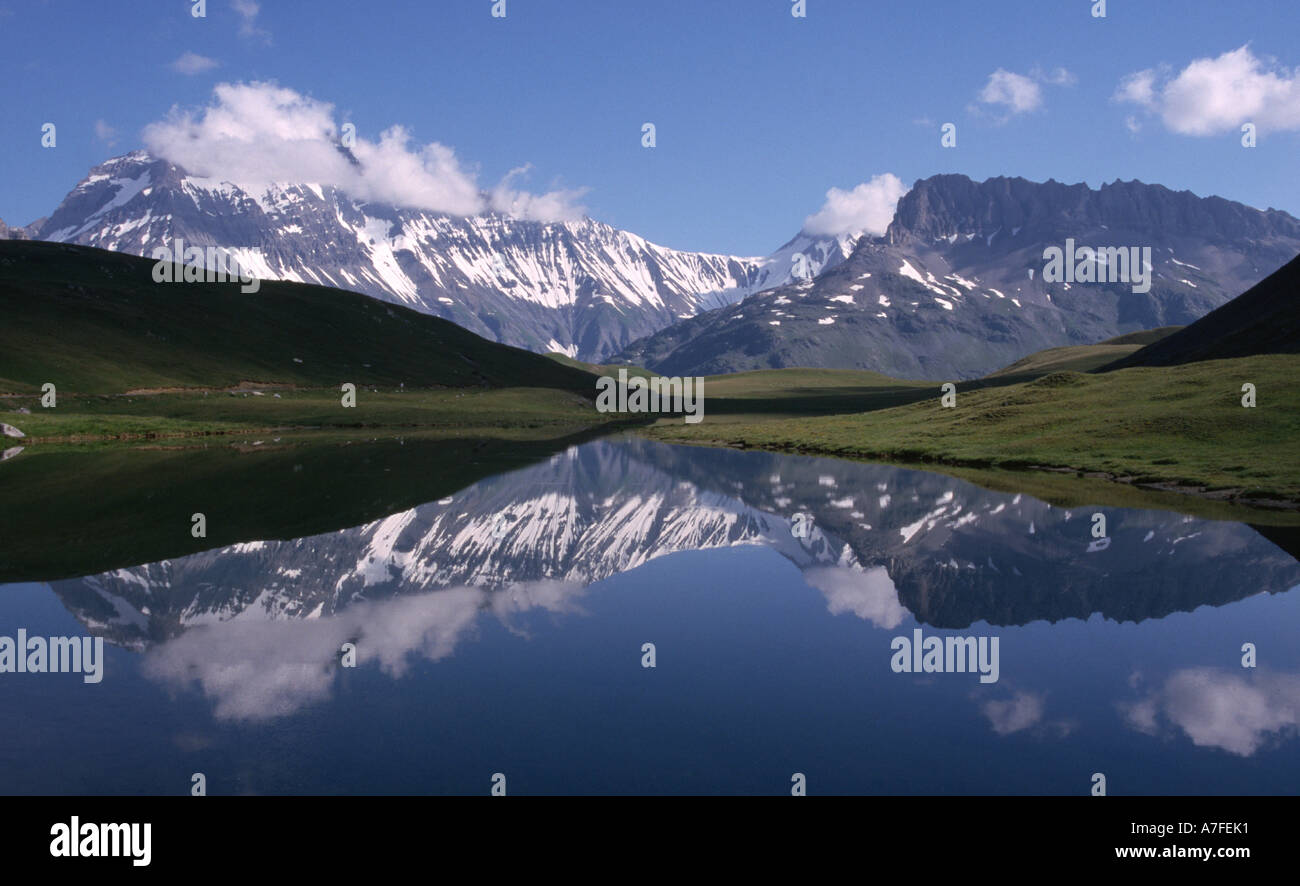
[0,240,596,395]
[0,426,616,583]
[647,354,1300,508]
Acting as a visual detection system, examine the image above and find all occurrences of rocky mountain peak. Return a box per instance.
[886,173,1300,246]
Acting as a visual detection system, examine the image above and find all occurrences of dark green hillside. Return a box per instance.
[0,240,597,395]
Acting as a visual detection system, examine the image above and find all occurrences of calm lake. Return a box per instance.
[2,435,1299,795]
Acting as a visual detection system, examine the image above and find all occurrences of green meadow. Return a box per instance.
[646,354,1300,511]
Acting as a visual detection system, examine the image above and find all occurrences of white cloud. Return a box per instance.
[1120,667,1300,756]
[1033,65,1078,87]
[141,579,587,721]
[977,69,1043,115]
[489,165,588,222]
[93,119,117,147]
[1114,68,1160,108]
[982,690,1045,735]
[232,0,270,44]
[1116,46,1300,135]
[972,66,1076,122]
[802,173,909,238]
[141,81,587,220]
[170,51,219,75]
[804,565,909,629]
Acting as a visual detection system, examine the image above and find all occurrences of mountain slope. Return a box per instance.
[616,175,1300,379]
[31,152,772,362]
[1103,254,1300,369]
[0,240,598,395]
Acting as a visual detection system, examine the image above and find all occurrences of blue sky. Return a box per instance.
[2,0,1299,255]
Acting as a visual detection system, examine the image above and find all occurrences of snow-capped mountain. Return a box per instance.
[617,174,1300,378]
[745,229,861,292]
[31,152,784,362]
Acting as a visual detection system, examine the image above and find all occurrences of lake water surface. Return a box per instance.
[3,436,1299,795]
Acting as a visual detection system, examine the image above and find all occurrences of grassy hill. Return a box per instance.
[693,368,935,421]
[645,337,1191,424]
[985,327,1182,381]
[0,240,597,395]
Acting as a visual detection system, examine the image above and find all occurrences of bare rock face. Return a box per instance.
[886,174,1300,246]
[0,422,26,438]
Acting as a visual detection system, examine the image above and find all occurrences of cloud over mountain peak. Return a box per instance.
[141,81,586,221]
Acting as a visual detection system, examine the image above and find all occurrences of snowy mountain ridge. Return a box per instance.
[32,151,839,361]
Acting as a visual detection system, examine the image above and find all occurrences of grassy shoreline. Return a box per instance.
[6,329,1296,525]
[8,358,1297,520]
[643,355,1300,515]
[2,386,639,445]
